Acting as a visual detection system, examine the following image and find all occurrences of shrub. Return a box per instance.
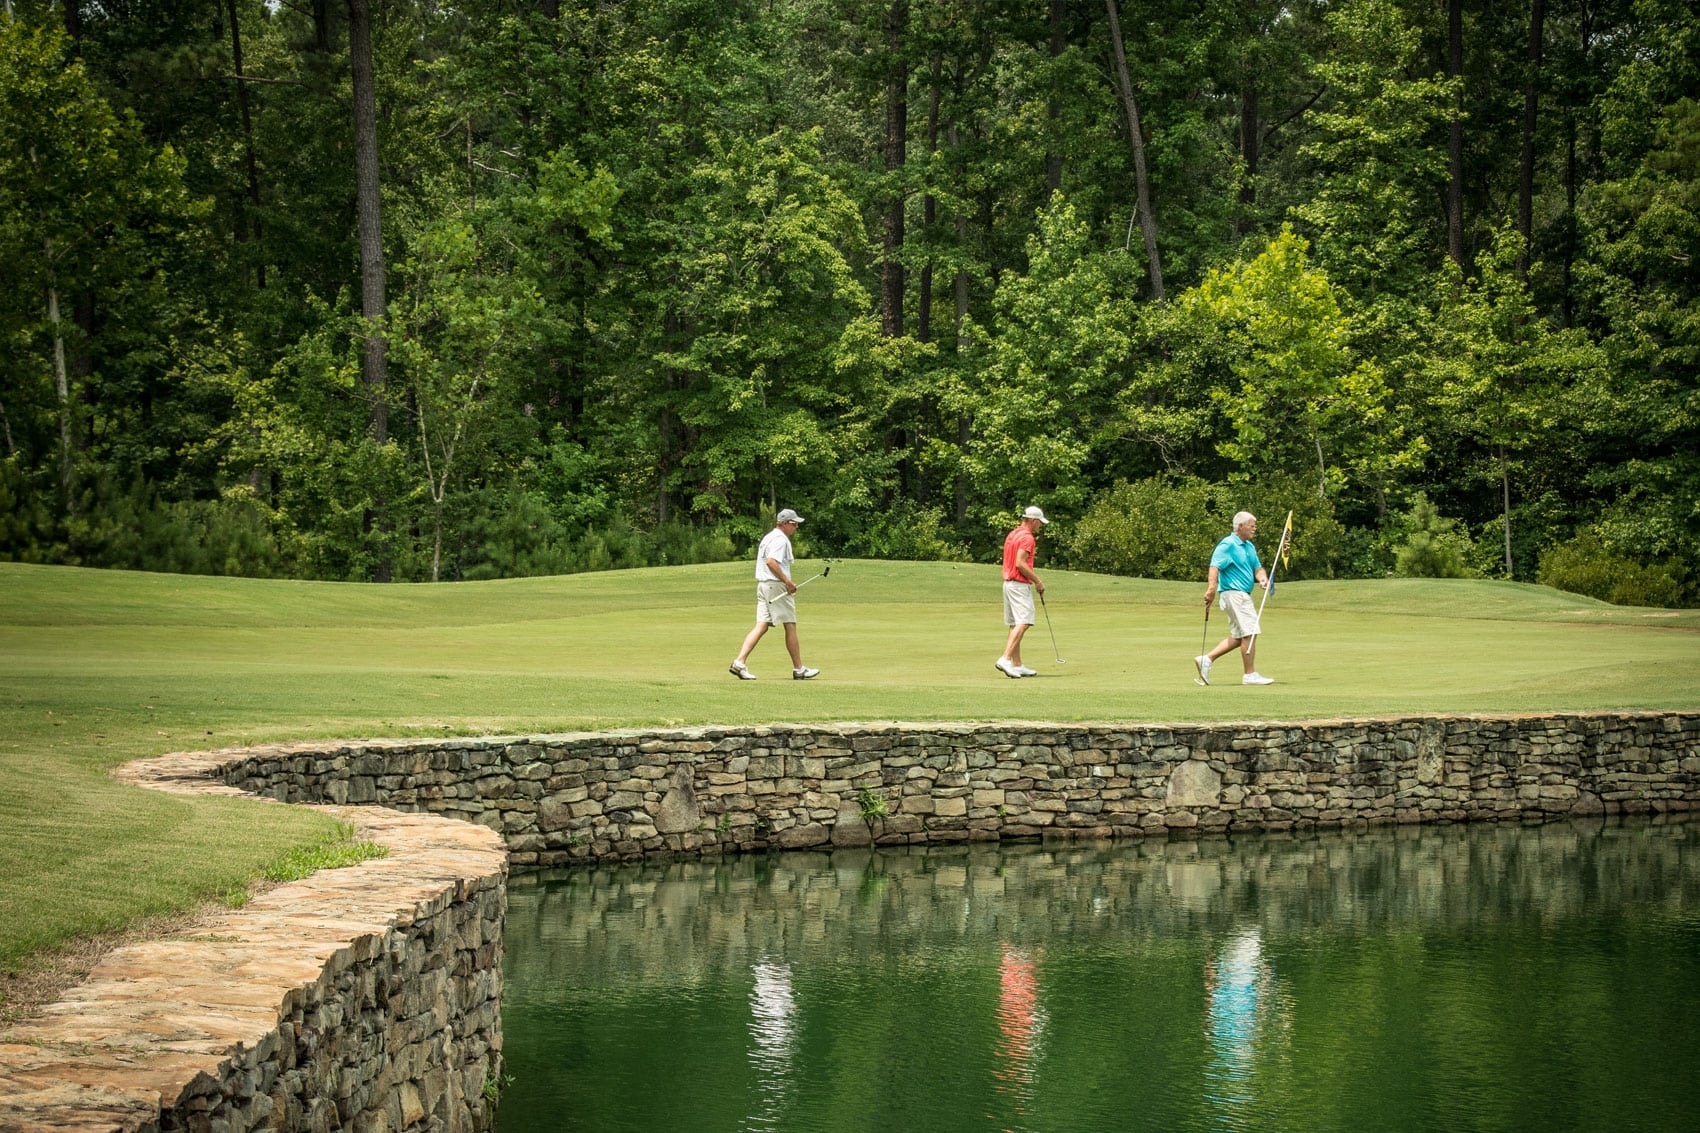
[1537,532,1686,608]
[0,458,59,564]
[861,502,971,562]
[454,488,739,580]
[1068,473,1343,580]
[1067,475,1228,580]
[1392,493,1476,579]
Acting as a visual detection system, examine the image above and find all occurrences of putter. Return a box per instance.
[795,561,833,589]
[1038,591,1066,665]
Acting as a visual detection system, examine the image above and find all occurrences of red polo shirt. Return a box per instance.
[1003,526,1036,582]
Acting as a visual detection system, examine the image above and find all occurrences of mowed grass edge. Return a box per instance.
[1,560,1696,970]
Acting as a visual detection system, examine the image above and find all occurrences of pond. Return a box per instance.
[497,818,1700,1133]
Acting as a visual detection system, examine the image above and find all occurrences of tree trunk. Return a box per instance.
[919,53,940,344]
[1500,443,1514,577]
[1237,68,1259,230]
[349,0,389,579]
[1314,430,1328,500]
[47,268,73,513]
[1560,4,1592,326]
[1046,0,1067,192]
[881,0,908,339]
[1446,0,1464,269]
[226,0,265,290]
[348,0,388,445]
[950,118,972,526]
[1105,0,1163,300]
[955,413,970,524]
[432,508,444,582]
[1517,0,1546,281]
[63,0,81,41]
[313,0,334,52]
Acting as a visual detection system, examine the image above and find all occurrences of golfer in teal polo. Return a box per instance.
[1194,511,1274,686]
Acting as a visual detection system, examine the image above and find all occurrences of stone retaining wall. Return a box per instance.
[0,752,507,1133]
[6,712,1695,1130]
[218,712,1700,867]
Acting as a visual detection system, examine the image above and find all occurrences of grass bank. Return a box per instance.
[2,559,1697,970]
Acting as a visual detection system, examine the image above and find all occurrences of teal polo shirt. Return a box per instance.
[1211,534,1262,593]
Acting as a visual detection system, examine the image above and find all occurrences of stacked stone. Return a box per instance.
[217,713,1700,868]
[0,759,508,1133]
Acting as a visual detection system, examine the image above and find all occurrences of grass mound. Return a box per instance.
[1,560,1695,969]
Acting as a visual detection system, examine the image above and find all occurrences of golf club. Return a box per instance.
[1196,598,1211,686]
[795,560,834,588]
[1038,591,1066,665]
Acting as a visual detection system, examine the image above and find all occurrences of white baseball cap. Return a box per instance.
[1023,506,1049,525]
[777,508,805,524]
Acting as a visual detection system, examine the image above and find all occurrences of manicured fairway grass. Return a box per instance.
[1,559,1697,969]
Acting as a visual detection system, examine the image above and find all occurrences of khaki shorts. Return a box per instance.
[1220,589,1261,639]
[757,579,797,625]
[1003,580,1036,627]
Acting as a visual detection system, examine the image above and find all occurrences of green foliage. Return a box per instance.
[1537,532,1688,609]
[856,787,892,824]
[1391,493,1477,579]
[1288,0,1454,303]
[968,195,1137,523]
[1068,476,1233,581]
[860,502,971,563]
[1067,472,1344,580]
[1074,472,1339,581]
[0,0,1694,588]
[483,1071,515,1106]
[259,824,390,885]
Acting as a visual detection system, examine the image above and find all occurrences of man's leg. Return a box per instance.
[1207,635,1240,662]
[735,621,769,665]
[1239,634,1257,674]
[1003,623,1030,667]
[783,622,804,669]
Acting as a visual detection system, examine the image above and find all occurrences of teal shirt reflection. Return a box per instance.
[1203,928,1289,1124]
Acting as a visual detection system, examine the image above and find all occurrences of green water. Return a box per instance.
[497,819,1700,1133]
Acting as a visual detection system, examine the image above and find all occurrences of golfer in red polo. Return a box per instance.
[996,506,1048,678]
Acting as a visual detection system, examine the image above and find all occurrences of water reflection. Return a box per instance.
[1203,928,1290,1128]
[499,817,1700,1133]
[744,961,795,1133]
[991,945,1045,1131]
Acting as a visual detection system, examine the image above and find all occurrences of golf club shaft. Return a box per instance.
[795,564,832,588]
[1039,592,1064,663]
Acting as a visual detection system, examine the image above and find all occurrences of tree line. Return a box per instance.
[1,0,1694,603]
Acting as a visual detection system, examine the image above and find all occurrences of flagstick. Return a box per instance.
[1256,510,1294,620]
[1250,510,1294,655]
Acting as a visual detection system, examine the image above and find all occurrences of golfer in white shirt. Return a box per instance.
[729,508,820,681]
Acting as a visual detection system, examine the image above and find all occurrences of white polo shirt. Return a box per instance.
[755,527,794,582]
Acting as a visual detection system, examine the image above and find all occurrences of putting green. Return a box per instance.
[1,560,1696,967]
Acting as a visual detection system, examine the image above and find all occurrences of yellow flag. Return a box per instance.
[1279,510,1294,568]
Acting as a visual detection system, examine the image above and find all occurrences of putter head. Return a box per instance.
[822,565,831,578]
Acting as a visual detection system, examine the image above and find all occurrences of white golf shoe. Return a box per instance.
[1242,672,1274,685]
[1193,655,1212,686]
[1016,664,1038,677]
[729,661,757,680]
[792,666,820,680]
[995,657,1023,678]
